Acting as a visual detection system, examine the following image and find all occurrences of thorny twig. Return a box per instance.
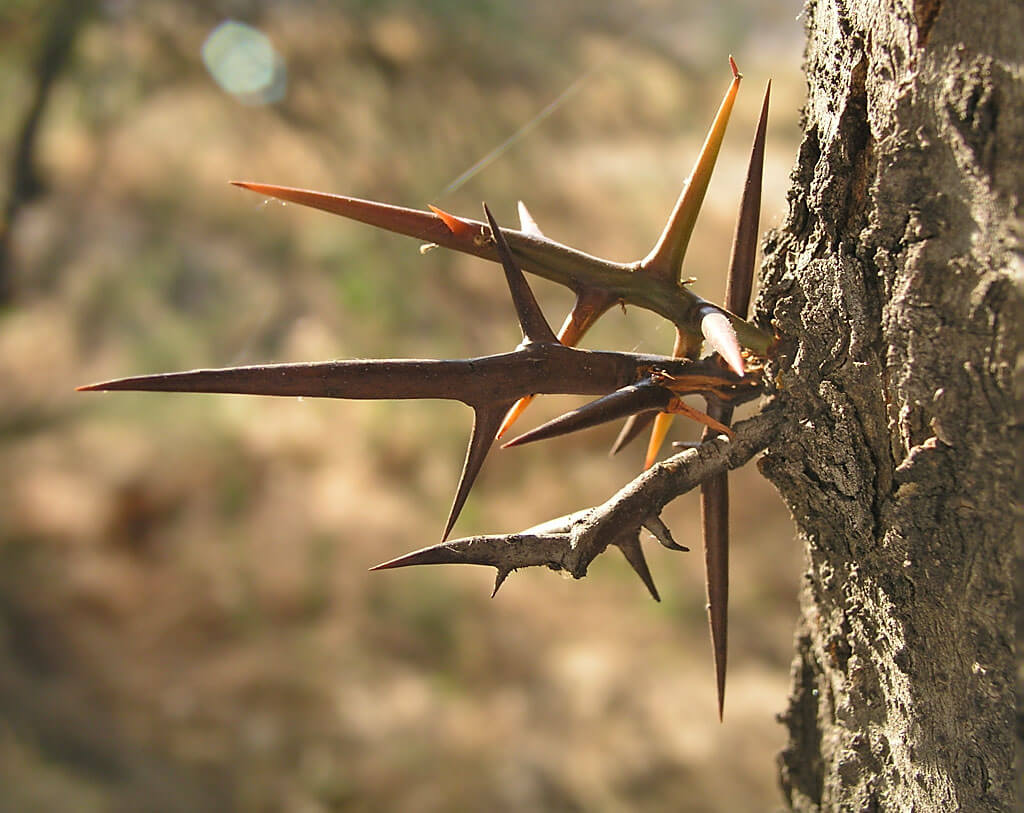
[371,406,787,602]
[80,204,760,542]
[78,59,777,719]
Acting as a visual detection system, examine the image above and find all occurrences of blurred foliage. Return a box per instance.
[0,0,804,810]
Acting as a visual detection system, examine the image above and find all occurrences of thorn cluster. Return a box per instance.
[78,61,773,719]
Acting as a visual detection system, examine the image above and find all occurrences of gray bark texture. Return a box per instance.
[753,0,1022,809]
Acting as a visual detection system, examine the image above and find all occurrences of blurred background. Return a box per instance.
[0,1,805,809]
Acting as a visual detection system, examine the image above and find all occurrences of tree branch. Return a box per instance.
[371,403,788,598]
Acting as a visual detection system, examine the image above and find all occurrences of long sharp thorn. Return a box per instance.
[696,80,770,380]
[233,182,470,246]
[502,382,672,449]
[641,59,742,280]
[700,80,769,722]
[725,79,770,318]
[615,535,660,601]
[76,362,424,398]
[702,455,730,721]
[78,359,509,402]
[229,182,633,324]
[442,402,516,542]
[482,203,558,345]
[370,544,478,570]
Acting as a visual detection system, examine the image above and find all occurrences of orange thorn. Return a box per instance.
[428,204,477,238]
[641,62,742,281]
[644,411,675,469]
[640,330,702,467]
[496,395,535,439]
[665,399,733,438]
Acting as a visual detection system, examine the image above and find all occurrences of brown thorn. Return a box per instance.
[482,203,558,345]
[615,535,660,602]
[700,451,730,721]
[442,402,516,542]
[698,80,769,722]
[491,568,511,597]
[725,80,770,319]
[232,182,459,246]
[370,544,472,571]
[502,381,672,449]
[642,515,688,552]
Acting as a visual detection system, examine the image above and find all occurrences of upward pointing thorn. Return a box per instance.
[724,79,770,319]
[429,204,477,239]
[517,201,543,237]
[640,59,742,282]
[640,330,703,466]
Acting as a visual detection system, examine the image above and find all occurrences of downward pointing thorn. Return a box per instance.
[441,403,515,542]
[492,568,511,597]
[616,536,660,602]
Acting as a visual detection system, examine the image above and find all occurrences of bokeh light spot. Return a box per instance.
[202,20,286,105]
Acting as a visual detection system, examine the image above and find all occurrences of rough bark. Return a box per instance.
[755,0,1022,808]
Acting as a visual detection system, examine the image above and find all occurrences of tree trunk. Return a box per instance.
[755,0,1022,808]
